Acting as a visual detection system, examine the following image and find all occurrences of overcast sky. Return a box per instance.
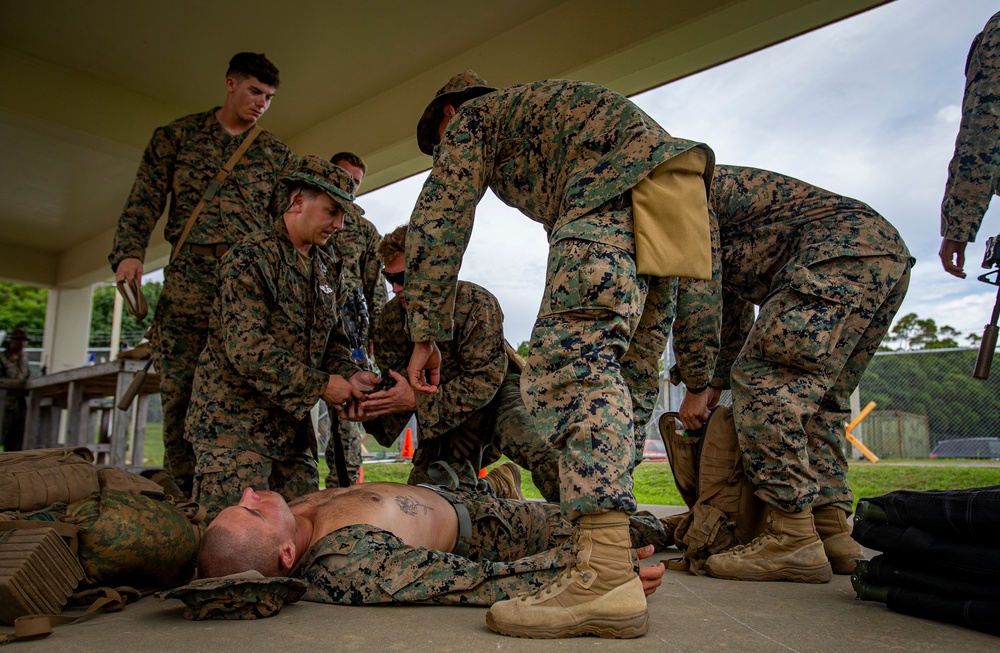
[329,1,1000,348]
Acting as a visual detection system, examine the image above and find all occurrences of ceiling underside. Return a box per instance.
[0,0,892,288]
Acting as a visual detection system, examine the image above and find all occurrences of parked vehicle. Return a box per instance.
[643,438,668,462]
[929,437,1000,460]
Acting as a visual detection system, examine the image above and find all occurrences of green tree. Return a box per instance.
[89,282,161,347]
[0,282,48,342]
[517,341,529,358]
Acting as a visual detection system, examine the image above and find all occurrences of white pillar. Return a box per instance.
[43,285,94,373]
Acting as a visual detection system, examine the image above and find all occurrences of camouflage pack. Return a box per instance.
[0,447,99,512]
[659,406,769,572]
[62,488,204,589]
[157,571,308,620]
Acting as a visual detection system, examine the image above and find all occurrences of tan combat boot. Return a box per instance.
[813,505,864,574]
[703,507,832,583]
[486,511,648,639]
[483,462,524,500]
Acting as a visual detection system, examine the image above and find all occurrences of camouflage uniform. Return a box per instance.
[291,486,670,606]
[185,216,361,519]
[672,165,914,513]
[404,79,712,521]
[368,282,561,501]
[109,109,293,496]
[0,350,30,451]
[322,214,388,486]
[941,11,1000,244]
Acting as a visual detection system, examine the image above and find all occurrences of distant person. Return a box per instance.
[0,327,31,451]
[673,165,913,582]
[940,11,1000,278]
[198,477,671,606]
[184,156,376,520]
[321,151,388,487]
[109,52,294,497]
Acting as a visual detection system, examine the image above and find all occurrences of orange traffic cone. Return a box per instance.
[357,464,365,484]
[401,427,414,460]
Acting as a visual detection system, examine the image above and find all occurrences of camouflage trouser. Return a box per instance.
[152,251,218,498]
[523,230,675,522]
[320,404,362,487]
[433,486,673,561]
[732,255,912,513]
[403,373,562,503]
[192,443,319,521]
[491,372,561,503]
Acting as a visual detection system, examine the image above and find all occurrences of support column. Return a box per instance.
[43,285,94,374]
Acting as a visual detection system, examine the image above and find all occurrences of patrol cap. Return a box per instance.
[283,155,364,216]
[156,571,308,620]
[416,70,496,155]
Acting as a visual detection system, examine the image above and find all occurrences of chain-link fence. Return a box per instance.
[858,347,1000,459]
[646,343,1000,461]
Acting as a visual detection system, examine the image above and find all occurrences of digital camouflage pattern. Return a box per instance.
[941,11,1000,244]
[404,78,712,521]
[185,216,360,519]
[672,165,914,513]
[291,486,670,605]
[367,282,560,501]
[324,213,388,486]
[109,109,293,496]
[158,572,308,620]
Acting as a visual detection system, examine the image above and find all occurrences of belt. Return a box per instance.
[181,243,230,257]
[419,484,473,558]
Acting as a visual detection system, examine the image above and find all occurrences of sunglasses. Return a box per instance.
[382,269,405,286]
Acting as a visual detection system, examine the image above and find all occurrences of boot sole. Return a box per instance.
[704,562,832,584]
[486,611,649,639]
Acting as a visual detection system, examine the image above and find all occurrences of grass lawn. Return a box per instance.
[138,423,1000,508]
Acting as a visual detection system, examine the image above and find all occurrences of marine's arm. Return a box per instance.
[941,15,1000,273]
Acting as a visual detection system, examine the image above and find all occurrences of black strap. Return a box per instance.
[329,412,351,488]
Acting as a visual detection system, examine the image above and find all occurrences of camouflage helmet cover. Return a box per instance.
[157,571,308,620]
[283,155,364,216]
[416,70,496,155]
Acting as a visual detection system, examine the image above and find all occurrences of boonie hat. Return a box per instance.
[416,70,496,155]
[283,155,364,216]
[157,571,308,620]
[8,327,28,342]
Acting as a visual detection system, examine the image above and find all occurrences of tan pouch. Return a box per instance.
[632,147,712,279]
[0,448,99,512]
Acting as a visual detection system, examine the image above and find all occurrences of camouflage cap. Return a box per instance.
[283,155,364,216]
[416,70,496,155]
[156,571,308,620]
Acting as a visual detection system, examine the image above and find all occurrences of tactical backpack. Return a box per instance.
[659,405,769,572]
[0,447,100,512]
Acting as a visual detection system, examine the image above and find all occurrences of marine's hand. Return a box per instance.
[678,387,718,431]
[349,370,380,393]
[637,545,665,596]
[407,341,441,394]
[116,257,144,283]
[322,374,366,406]
[346,370,415,419]
[940,238,968,278]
